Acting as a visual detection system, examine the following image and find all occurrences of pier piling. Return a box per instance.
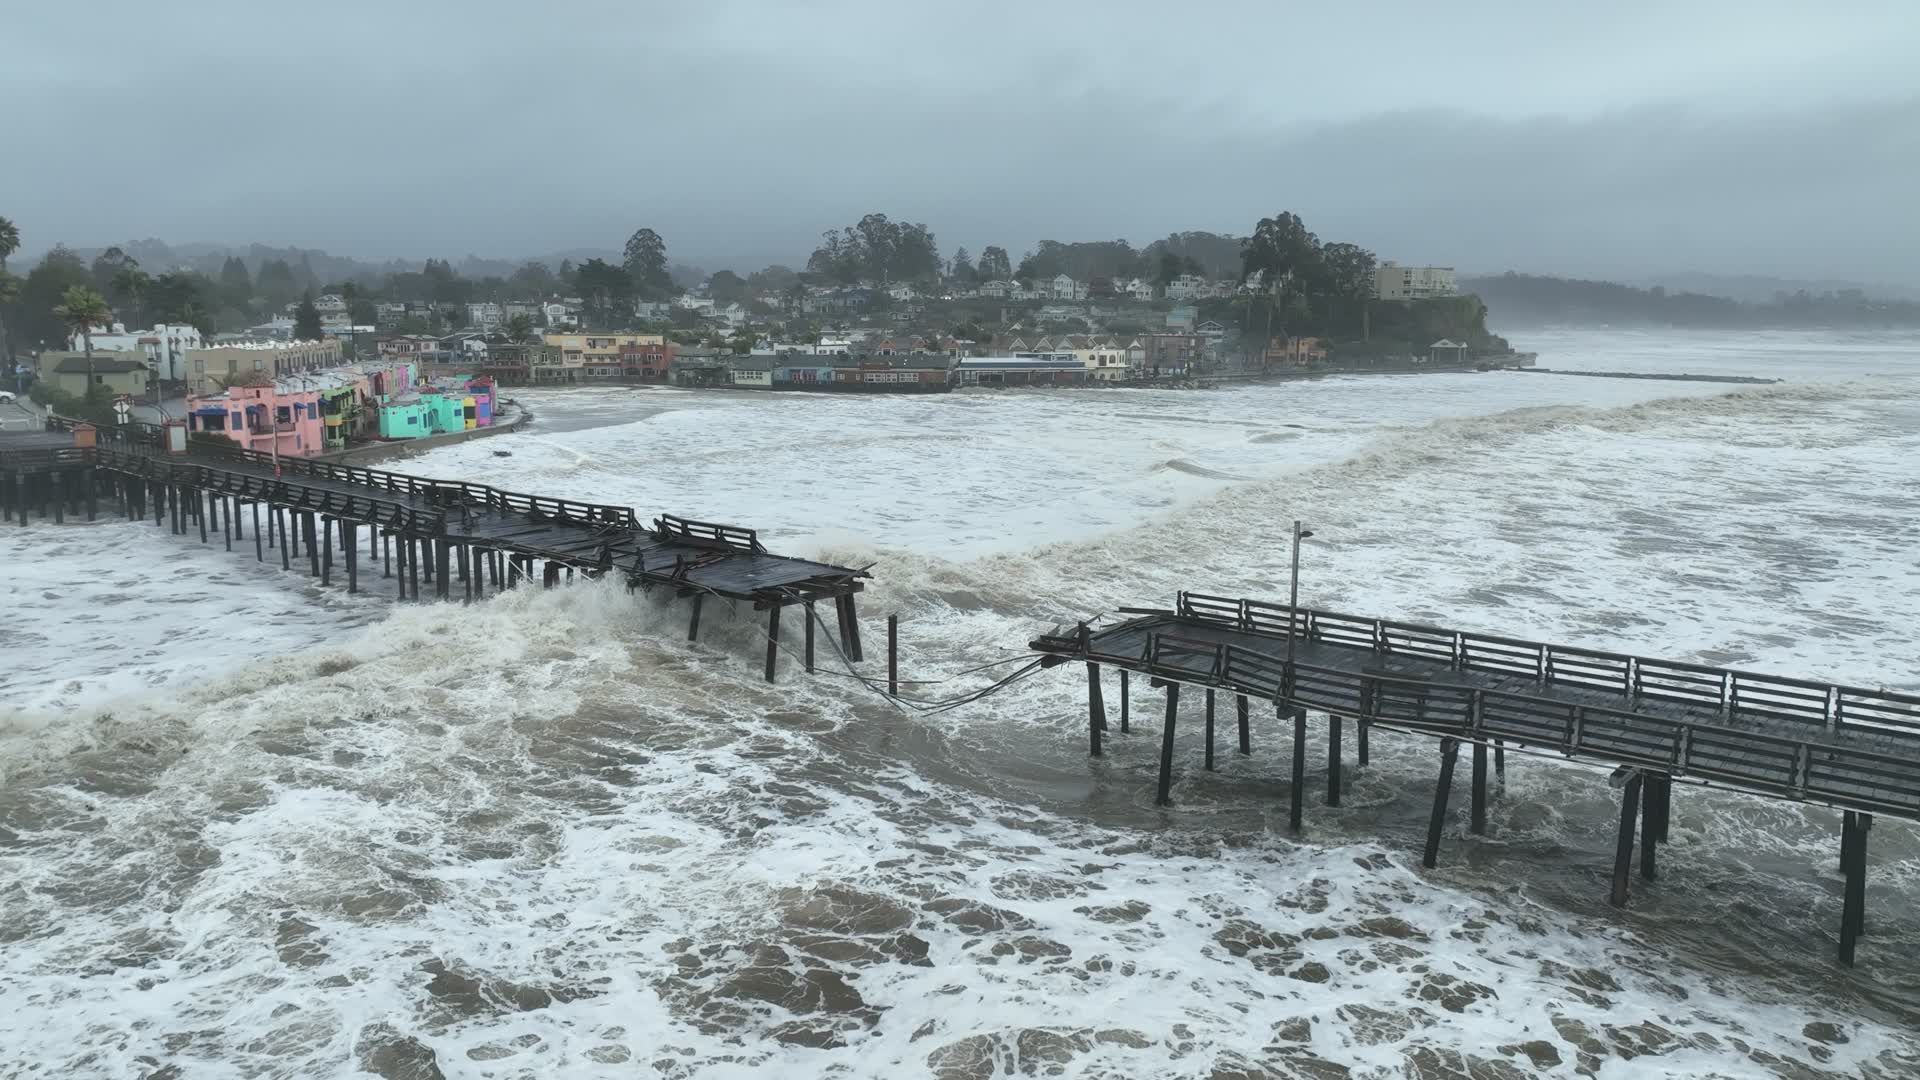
[1119,670,1129,733]
[765,605,781,683]
[1610,771,1643,908]
[887,614,898,696]
[1204,689,1216,771]
[1471,742,1488,835]
[1087,663,1105,756]
[1156,681,1180,806]
[1290,706,1306,832]
[1237,694,1250,755]
[1424,738,1460,868]
[805,602,816,674]
[1327,715,1343,807]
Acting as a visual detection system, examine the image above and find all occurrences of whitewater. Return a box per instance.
[2,327,1917,1078]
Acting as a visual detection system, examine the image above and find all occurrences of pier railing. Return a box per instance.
[1170,590,1920,742]
[1054,624,1920,817]
[57,416,640,532]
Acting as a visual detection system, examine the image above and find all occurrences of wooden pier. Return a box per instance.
[8,419,868,682]
[1031,590,1920,966]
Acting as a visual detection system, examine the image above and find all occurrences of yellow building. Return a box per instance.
[36,353,152,397]
[540,332,669,380]
[185,340,344,395]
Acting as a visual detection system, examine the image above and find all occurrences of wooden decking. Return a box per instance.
[1031,590,1920,965]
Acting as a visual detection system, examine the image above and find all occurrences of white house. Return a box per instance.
[1049,274,1078,300]
[466,301,503,329]
[1124,278,1155,301]
[977,280,1014,300]
[542,301,577,327]
[1165,274,1211,301]
[1072,341,1133,382]
[886,283,917,301]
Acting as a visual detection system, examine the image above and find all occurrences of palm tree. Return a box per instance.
[0,270,18,387]
[505,313,534,343]
[54,284,111,391]
[0,216,19,272]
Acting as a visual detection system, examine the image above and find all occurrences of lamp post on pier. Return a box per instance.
[1285,520,1315,673]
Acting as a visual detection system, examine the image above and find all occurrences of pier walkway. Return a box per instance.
[1031,590,1920,966]
[4,419,868,681]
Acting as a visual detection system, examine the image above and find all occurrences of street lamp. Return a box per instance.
[1285,520,1316,675]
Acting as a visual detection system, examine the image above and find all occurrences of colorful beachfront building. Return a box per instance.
[184,360,421,457]
[374,375,495,441]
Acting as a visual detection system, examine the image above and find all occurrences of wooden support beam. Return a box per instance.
[435,540,451,598]
[1424,737,1460,869]
[1327,715,1343,807]
[1120,670,1130,733]
[1289,706,1307,832]
[887,614,899,696]
[84,467,96,521]
[344,521,357,594]
[803,601,816,673]
[1495,739,1506,790]
[1156,682,1181,806]
[1844,812,1870,964]
[196,489,207,543]
[408,537,421,599]
[253,503,263,562]
[839,594,864,662]
[1358,719,1370,766]
[688,593,704,641]
[1639,772,1660,881]
[395,537,408,599]
[1610,771,1643,908]
[1087,662,1105,757]
[1471,741,1488,835]
[1237,694,1250,755]
[52,472,66,524]
[305,514,320,577]
[459,545,472,602]
[321,516,333,586]
[764,604,781,683]
[1204,689,1216,771]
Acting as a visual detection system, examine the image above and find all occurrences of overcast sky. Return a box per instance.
[6,0,1917,282]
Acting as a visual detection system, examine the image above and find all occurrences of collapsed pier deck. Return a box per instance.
[1031,590,1920,965]
[14,419,868,681]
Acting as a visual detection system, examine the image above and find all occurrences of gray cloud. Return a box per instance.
[3,0,1916,282]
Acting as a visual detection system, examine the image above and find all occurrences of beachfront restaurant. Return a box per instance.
[954,357,1088,387]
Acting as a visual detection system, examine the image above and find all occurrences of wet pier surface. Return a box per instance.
[7,420,869,680]
[1031,590,1920,966]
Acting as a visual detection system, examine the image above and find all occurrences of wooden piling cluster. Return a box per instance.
[32,418,869,684]
[1033,590,1920,967]
[0,432,101,526]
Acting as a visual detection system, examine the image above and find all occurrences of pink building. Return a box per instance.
[188,382,326,456]
[185,360,419,458]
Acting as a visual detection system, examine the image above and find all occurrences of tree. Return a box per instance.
[293,291,323,339]
[110,265,152,328]
[575,258,633,327]
[1156,251,1184,289]
[747,264,799,294]
[807,213,941,285]
[505,313,535,343]
[90,247,138,298]
[0,270,18,373]
[53,284,111,387]
[708,270,749,305]
[949,247,975,284]
[510,260,557,298]
[1241,211,1324,344]
[0,215,18,271]
[255,258,299,312]
[12,246,90,349]
[977,246,1012,282]
[622,228,673,300]
[1316,242,1378,340]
